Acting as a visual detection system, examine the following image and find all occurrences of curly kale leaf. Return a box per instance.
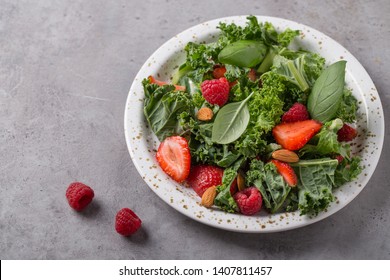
[292,158,338,216]
[335,88,359,123]
[143,79,193,141]
[334,156,362,187]
[246,159,291,213]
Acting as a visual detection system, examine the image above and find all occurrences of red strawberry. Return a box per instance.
[272,120,322,150]
[186,165,223,197]
[282,103,310,123]
[201,77,230,107]
[148,75,186,91]
[230,177,238,195]
[115,208,142,236]
[156,136,191,183]
[337,123,357,142]
[66,182,94,211]
[233,187,262,215]
[270,159,298,187]
[212,66,226,79]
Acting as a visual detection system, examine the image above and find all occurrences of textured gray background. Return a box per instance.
[0,0,389,259]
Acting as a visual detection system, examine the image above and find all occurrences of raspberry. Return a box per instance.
[201,77,230,107]
[66,182,94,211]
[115,208,142,236]
[281,103,309,123]
[337,123,357,142]
[233,187,262,216]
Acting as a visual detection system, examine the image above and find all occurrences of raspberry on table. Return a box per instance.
[201,77,230,107]
[66,182,95,211]
[281,103,309,123]
[233,187,262,216]
[115,208,142,236]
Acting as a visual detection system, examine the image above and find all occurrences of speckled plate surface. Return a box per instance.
[124,16,384,232]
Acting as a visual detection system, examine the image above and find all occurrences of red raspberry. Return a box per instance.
[281,103,309,123]
[337,123,357,142]
[186,165,224,197]
[115,208,142,236]
[201,77,230,107]
[66,182,94,211]
[335,155,344,164]
[233,187,262,216]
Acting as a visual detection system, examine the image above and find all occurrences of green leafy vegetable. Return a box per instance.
[143,79,192,141]
[215,158,244,212]
[212,91,254,144]
[246,159,291,213]
[292,158,338,216]
[335,88,359,123]
[218,40,267,68]
[272,54,310,92]
[307,61,346,122]
[334,156,362,187]
[299,118,349,158]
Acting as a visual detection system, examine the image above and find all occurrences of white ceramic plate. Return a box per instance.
[124,16,384,232]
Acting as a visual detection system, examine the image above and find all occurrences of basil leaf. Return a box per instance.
[218,40,267,68]
[307,61,346,122]
[211,92,254,144]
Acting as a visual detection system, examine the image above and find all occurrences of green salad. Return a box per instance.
[142,16,362,216]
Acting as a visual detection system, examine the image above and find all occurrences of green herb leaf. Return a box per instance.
[307,61,346,122]
[212,92,254,144]
[218,40,267,68]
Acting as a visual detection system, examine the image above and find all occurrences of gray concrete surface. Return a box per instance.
[0,0,389,259]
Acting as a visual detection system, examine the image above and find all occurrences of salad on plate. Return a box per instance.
[142,16,362,217]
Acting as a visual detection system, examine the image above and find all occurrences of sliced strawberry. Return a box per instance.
[148,75,186,91]
[272,120,322,151]
[186,165,224,197]
[230,177,238,195]
[156,136,191,183]
[212,66,227,79]
[337,123,357,142]
[270,159,298,187]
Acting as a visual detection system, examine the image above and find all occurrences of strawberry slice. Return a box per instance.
[270,159,298,187]
[148,75,186,91]
[156,136,191,183]
[186,165,224,197]
[272,120,322,151]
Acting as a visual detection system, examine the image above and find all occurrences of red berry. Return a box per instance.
[272,119,322,151]
[282,103,310,123]
[156,136,191,183]
[337,123,357,142]
[212,66,226,79]
[201,77,230,107]
[115,208,142,236]
[270,159,298,187]
[186,165,224,197]
[248,68,257,81]
[233,187,262,216]
[335,155,344,164]
[66,182,94,211]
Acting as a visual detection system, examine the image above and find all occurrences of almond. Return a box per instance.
[197,107,213,121]
[272,149,299,163]
[201,186,217,208]
[237,173,245,191]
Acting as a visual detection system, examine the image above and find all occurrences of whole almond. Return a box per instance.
[201,186,217,208]
[272,149,299,163]
[197,107,213,121]
[237,173,245,191]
